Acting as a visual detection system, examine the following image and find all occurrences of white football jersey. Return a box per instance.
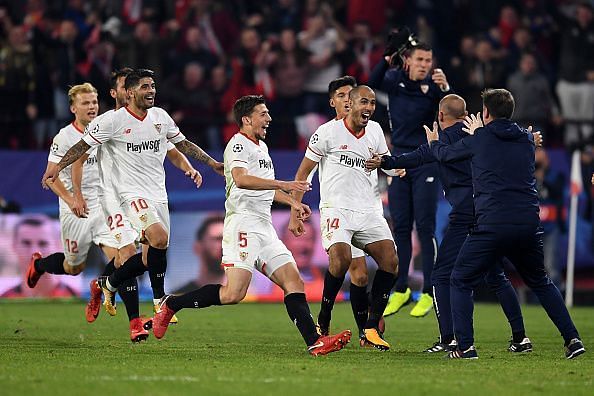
[224,132,275,220]
[305,118,389,213]
[82,106,185,203]
[48,122,100,212]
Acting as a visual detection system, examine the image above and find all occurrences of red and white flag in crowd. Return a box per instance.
[569,150,583,197]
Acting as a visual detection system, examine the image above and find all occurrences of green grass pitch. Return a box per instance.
[0,301,592,396]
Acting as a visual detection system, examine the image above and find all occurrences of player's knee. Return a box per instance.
[118,245,136,265]
[221,288,247,305]
[349,269,368,287]
[150,234,169,249]
[282,277,305,294]
[64,262,84,275]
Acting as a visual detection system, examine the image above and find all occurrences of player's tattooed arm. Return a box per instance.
[41,140,91,189]
[175,139,224,175]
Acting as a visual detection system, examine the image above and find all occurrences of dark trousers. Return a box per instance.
[388,162,439,293]
[451,224,580,350]
[432,221,524,341]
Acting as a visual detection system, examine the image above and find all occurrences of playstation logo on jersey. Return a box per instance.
[420,84,429,94]
[154,123,162,133]
[232,143,243,153]
[310,134,319,145]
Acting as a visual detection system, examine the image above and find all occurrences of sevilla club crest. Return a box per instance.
[420,84,429,94]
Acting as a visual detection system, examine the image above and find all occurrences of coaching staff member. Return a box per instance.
[368,39,450,317]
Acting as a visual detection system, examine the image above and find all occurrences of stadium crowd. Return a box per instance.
[0,0,592,152]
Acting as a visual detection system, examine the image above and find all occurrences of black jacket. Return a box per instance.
[430,119,540,227]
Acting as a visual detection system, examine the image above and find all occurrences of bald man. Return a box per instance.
[366,94,532,354]
[291,85,399,350]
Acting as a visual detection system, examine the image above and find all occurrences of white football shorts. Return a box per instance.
[60,206,117,266]
[222,214,296,278]
[319,207,394,253]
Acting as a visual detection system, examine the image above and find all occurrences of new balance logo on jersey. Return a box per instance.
[339,154,366,169]
[126,140,161,153]
[258,159,273,170]
[86,155,97,166]
[340,145,348,150]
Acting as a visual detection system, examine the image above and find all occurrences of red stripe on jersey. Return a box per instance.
[125,106,147,121]
[88,133,102,144]
[307,145,324,157]
[343,118,366,139]
[239,132,260,146]
[232,159,248,163]
[378,151,389,156]
[71,121,84,134]
[221,263,235,268]
[169,131,181,140]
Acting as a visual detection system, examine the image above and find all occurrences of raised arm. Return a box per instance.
[174,139,224,176]
[231,167,311,192]
[166,146,202,188]
[42,139,91,188]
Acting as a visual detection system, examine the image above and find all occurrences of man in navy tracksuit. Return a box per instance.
[429,89,585,360]
[368,43,450,317]
[366,94,531,354]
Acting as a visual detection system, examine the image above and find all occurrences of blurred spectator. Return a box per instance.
[116,20,173,81]
[267,28,310,149]
[0,24,36,149]
[556,1,594,148]
[161,62,213,148]
[175,0,239,58]
[466,39,505,112]
[166,25,218,78]
[507,52,560,134]
[299,11,342,118]
[341,20,384,83]
[535,148,566,286]
[498,5,520,48]
[175,214,225,294]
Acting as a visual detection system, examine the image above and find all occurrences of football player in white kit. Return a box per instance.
[74,68,199,332]
[152,95,352,356]
[306,76,404,346]
[27,83,119,299]
[41,69,224,325]
[290,86,400,351]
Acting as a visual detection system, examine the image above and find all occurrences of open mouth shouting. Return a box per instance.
[360,111,371,125]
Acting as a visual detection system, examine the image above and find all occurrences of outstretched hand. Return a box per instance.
[424,122,439,143]
[365,154,382,170]
[527,126,544,147]
[282,180,312,193]
[462,112,483,135]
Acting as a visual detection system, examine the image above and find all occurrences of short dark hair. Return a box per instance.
[195,215,225,241]
[13,217,47,242]
[409,42,432,55]
[481,88,515,119]
[232,95,266,126]
[124,69,155,90]
[110,67,134,90]
[328,76,357,97]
